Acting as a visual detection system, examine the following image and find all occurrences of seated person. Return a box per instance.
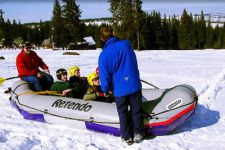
[50,68,72,97]
[68,66,88,99]
[83,72,112,102]
[96,67,99,74]
[16,42,54,91]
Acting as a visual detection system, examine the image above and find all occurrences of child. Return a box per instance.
[50,68,72,97]
[83,72,111,102]
[68,66,88,99]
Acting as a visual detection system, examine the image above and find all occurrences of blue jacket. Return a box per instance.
[98,37,141,97]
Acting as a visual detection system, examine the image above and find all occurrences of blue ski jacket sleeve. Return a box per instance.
[98,37,141,97]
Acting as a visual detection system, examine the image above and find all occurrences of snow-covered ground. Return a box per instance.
[0,49,225,150]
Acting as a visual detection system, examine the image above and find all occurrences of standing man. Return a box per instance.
[98,27,144,145]
[16,42,53,91]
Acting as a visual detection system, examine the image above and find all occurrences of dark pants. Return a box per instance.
[114,91,144,139]
[22,72,54,91]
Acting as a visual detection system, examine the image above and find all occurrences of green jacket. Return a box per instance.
[50,81,72,97]
[83,85,113,102]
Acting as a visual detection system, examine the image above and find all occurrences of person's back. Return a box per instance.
[69,76,88,99]
[98,27,144,145]
[68,66,88,99]
[99,37,141,97]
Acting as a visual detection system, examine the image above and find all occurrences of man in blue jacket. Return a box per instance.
[98,27,144,145]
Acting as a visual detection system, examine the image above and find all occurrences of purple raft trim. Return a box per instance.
[10,100,46,123]
[85,122,121,136]
[9,99,195,136]
[146,109,195,135]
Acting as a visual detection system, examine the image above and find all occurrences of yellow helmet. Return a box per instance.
[87,72,99,86]
[68,66,80,76]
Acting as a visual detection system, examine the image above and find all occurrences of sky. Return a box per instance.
[1,48,225,149]
[1,0,225,23]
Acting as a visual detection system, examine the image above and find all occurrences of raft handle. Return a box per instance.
[89,117,94,122]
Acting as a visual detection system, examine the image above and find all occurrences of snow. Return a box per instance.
[1,49,225,149]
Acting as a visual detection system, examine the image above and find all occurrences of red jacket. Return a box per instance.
[16,50,48,78]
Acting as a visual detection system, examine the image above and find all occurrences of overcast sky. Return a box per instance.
[1,0,225,23]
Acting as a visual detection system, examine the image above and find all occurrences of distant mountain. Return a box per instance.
[195,13,225,23]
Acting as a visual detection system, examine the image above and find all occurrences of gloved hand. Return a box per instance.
[44,69,50,74]
[97,92,104,97]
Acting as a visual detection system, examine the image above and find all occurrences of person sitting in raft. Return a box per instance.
[16,41,54,91]
[50,68,72,97]
[83,72,112,102]
[96,67,99,75]
[68,66,88,99]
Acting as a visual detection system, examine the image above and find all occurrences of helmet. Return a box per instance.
[68,66,80,76]
[56,68,67,80]
[96,67,99,74]
[87,72,99,86]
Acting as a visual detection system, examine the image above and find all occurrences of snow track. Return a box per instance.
[198,68,225,108]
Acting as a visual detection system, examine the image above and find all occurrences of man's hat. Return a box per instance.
[24,42,32,48]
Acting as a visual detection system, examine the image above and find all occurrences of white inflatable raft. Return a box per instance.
[9,81,198,136]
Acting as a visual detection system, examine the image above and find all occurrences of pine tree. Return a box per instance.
[204,19,213,48]
[51,0,63,48]
[4,19,13,47]
[222,22,225,48]
[109,0,137,45]
[0,9,5,42]
[160,16,169,49]
[178,9,196,49]
[139,13,152,49]
[152,11,162,49]
[213,25,222,49]
[169,15,179,49]
[133,0,143,50]
[195,11,206,49]
[62,0,83,45]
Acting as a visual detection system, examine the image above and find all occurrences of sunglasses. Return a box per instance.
[25,47,32,49]
[92,77,99,81]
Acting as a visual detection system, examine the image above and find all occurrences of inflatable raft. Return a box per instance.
[9,81,198,136]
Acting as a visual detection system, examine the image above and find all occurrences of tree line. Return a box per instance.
[0,0,225,50]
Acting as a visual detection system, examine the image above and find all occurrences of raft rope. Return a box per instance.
[17,90,63,97]
[143,84,198,120]
[10,82,198,125]
[146,98,197,120]
[10,83,120,124]
[140,79,159,89]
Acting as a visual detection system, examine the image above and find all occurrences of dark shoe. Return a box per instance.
[133,132,145,143]
[4,87,12,94]
[122,138,133,145]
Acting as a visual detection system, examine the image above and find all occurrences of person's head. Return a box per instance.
[87,72,100,86]
[96,67,99,74]
[100,27,114,42]
[23,42,32,54]
[56,68,68,81]
[68,66,80,77]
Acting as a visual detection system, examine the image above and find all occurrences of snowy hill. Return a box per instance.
[0,49,225,149]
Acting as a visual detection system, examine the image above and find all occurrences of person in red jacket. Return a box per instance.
[16,42,54,91]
